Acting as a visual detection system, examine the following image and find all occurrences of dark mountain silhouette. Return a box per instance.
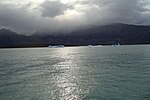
[0,23,150,48]
[0,29,44,48]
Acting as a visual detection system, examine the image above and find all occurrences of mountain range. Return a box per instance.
[0,23,150,48]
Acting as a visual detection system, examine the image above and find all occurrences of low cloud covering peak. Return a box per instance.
[0,0,150,34]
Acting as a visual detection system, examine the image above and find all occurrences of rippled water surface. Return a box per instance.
[0,45,150,100]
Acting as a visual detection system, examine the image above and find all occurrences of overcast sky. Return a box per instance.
[0,0,150,34]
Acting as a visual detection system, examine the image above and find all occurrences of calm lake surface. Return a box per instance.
[0,45,150,100]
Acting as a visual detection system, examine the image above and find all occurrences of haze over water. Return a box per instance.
[0,45,150,100]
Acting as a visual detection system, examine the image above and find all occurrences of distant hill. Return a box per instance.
[0,29,44,48]
[0,23,150,48]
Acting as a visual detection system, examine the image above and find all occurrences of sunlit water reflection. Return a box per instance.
[0,45,150,100]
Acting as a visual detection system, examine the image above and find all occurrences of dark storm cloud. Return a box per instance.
[40,0,73,18]
[0,0,150,34]
[0,2,61,34]
[75,0,150,25]
[0,3,40,33]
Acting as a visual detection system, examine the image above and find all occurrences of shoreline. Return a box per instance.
[0,44,150,49]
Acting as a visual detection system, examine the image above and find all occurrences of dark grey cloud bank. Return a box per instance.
[0,0,150,34]
[40,0,73,18]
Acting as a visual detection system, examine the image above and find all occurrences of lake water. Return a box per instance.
[0,45,150,100]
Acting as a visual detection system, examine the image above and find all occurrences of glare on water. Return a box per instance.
[0,45,150,100]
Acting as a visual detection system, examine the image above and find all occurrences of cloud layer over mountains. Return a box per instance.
[0,0,150,34]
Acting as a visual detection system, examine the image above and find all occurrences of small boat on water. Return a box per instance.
[48,45,64,48]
